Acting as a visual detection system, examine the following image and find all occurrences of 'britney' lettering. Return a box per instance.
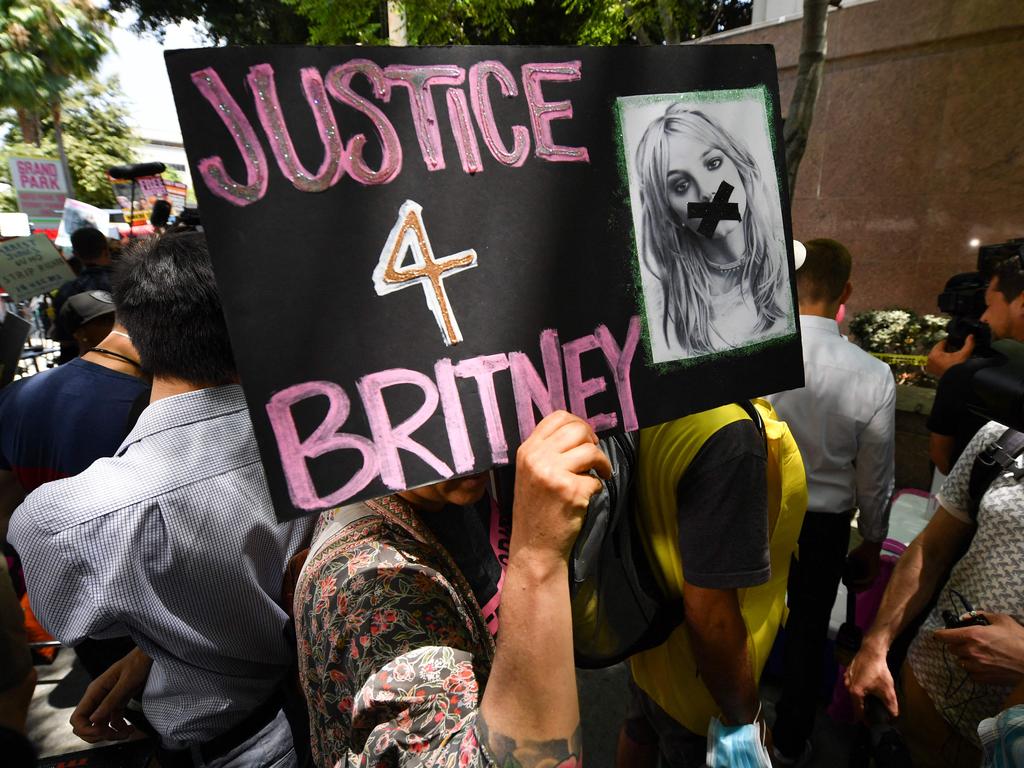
[190,59,590,206]
[267,316,640,510]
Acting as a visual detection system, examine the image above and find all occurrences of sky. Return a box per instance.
[98,11,205,143]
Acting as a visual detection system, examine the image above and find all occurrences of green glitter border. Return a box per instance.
[613,85,796,374]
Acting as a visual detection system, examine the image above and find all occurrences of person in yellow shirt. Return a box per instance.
[617,401,807,767]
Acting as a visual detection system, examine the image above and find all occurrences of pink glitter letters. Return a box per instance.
[248,64,345,193]
[384,65,466,172]
[521,61,591,163]
[325,59,403,185]
[190,67,269,206]
[468,61,530,167]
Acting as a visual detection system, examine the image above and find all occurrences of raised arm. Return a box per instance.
[479,411,610,766]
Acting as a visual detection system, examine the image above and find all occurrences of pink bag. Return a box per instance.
[827,538,907,723]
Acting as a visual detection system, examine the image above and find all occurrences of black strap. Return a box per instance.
[88,346,143,369]
[738,399,767,452]
[967,428,1024,520]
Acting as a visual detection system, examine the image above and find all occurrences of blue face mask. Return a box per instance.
[706,716,772,768]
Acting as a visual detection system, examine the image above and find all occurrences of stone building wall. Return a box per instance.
[704,0,1024,318]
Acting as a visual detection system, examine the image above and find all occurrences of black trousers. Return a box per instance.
[772,510,853,757]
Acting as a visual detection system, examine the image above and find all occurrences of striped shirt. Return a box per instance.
[8,385,313,748]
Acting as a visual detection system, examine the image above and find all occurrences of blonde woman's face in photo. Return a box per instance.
[665,134,746,240]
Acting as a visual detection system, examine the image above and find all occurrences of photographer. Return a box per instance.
[845,419,1024,767]
[927,248,1024,473]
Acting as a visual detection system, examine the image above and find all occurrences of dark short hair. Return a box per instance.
[70,227,109,263]
[112,231,236,384]
[796,238,852,304]
[991,258,1024,304]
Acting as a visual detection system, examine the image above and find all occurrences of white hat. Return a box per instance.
[793,240,807,271]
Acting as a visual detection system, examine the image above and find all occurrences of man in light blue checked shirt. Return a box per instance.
[8,230,313,767]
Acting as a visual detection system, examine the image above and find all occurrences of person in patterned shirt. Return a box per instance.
[295,411,611,767]
[847,422,1024,768]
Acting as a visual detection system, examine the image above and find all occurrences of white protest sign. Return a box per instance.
[55,199,110,248]
[0,213,31,237]
[0,234,75,301]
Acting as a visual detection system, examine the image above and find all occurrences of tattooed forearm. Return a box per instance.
[477,718,582,768]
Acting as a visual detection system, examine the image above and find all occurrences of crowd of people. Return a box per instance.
[0,223,1022,768]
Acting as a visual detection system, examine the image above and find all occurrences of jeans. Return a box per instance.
[177,709,297,768]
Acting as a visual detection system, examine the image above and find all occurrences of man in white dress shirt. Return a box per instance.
[766,238,896,763]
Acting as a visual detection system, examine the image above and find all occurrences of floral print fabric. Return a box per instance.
[294,495,497,767]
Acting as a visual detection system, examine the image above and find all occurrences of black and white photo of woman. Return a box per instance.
[622,95,794,363]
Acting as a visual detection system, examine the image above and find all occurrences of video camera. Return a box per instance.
[937,239,1024,354]
[949,239,1024,430]
[938,272,990,353]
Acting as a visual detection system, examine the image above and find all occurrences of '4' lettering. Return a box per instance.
[373,200,478,346]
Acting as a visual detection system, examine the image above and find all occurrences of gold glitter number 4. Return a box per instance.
[373,200,478,346]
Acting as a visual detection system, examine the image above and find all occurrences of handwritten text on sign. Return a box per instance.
[191,60,589,206]
[267,315,640,511]
[166,45,802,519]
[0,234,74,301]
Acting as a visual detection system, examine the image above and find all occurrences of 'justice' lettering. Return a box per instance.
[191,59,590,206]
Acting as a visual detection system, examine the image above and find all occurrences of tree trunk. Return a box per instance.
[16,108,40,146]
[387,0,408,46]
[51,101,76,200]
[783,0,834,200]
[658,0,680,44]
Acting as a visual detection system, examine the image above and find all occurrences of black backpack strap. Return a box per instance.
[967,428,1024,520]
[737,400,767,452]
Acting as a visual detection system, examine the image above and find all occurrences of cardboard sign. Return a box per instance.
[0,234,74,301]
[7,156,68,223]
[165,180,188,214]
[55,198,111,248]
[165,45,804,521]
[110,173,170,225]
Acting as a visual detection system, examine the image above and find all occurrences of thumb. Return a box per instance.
[90,676,134,724]
[882,683,900,719]
[962,334,976,354]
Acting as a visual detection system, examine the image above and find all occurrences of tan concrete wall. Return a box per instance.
[704,0,1024,317]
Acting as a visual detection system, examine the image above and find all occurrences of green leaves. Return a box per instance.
[0,77,138,209]
[0,0,111,114]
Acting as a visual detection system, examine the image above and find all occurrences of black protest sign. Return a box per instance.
[165,45,803,521]
[0,311,30,388]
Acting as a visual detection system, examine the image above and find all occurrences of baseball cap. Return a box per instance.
[60,290,116,333]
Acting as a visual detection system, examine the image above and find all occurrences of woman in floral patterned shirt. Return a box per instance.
[294,411,611,767]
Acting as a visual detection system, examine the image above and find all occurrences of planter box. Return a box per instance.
[894,385,935,492]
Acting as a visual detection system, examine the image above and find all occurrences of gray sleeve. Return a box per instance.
[676,420,770,589]
[936,421,1005,524]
